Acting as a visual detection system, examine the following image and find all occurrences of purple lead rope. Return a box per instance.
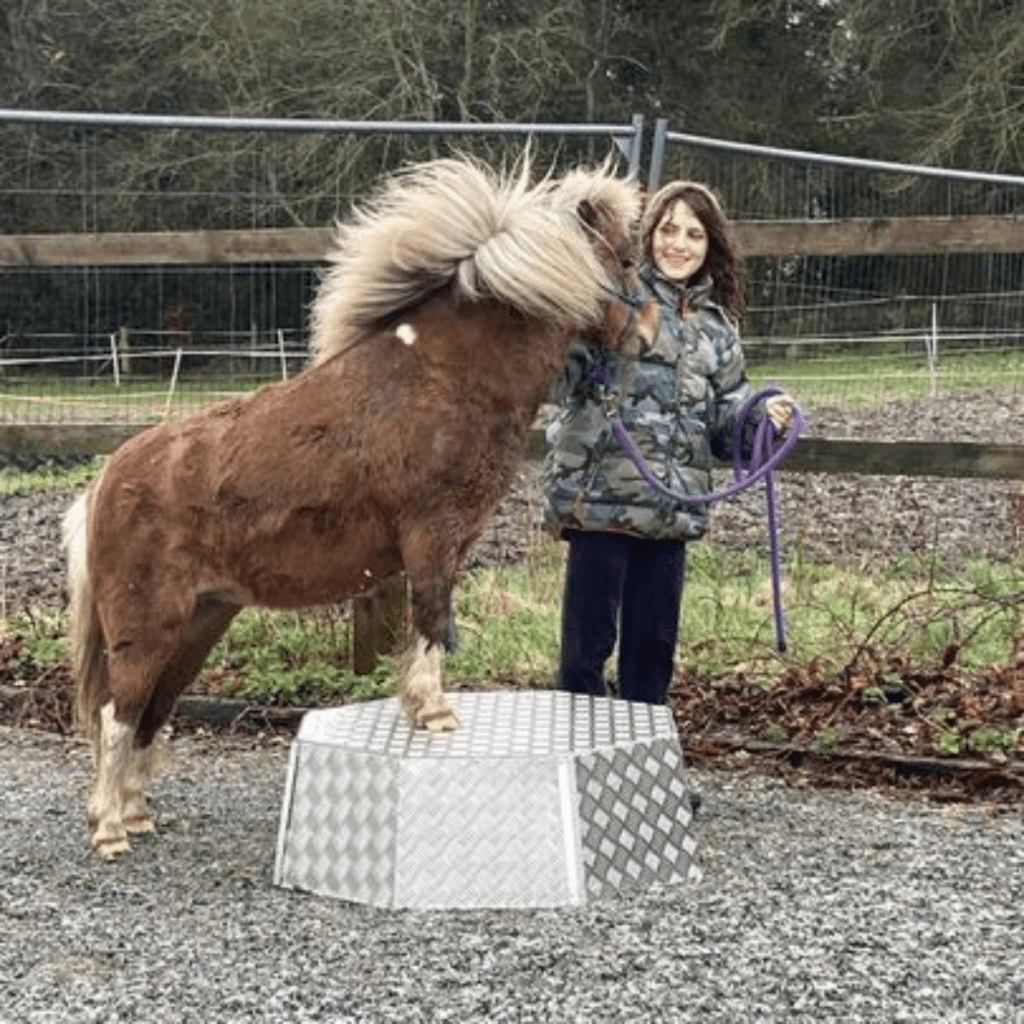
[610,387,808,652]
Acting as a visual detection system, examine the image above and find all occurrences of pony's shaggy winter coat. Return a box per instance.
[63,153,650,858]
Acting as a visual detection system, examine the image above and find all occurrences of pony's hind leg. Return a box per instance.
[121,740,162,836]
[87,597,238,857]
[88,702,138,859]
[124,598,240,834]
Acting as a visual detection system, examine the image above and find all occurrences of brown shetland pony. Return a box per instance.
[63,154,657,859]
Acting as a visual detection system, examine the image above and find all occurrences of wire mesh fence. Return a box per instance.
[0,110,643,234]
[2,111,1024,431]
[1,259,317,425]
[0,111,644,428]
[658,129,1024,414]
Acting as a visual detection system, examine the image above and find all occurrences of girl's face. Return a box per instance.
[651,200,708,283]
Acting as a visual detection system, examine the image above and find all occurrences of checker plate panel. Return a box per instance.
[274,691,700,908]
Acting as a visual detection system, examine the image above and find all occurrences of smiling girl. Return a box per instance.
[544,179,794,704]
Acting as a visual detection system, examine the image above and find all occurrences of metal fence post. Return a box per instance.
[627,114,644,178]
[647,118,668,192]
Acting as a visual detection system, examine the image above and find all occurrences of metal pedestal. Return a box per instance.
[273,690,701,909]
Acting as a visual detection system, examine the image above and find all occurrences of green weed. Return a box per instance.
[0,461,99,498]
[206,606,380,706]
[445,550,564,686]
[678,544,1024,683]
[750,350,1024,411]
[815,727,839,753]
[966,727,1021,755]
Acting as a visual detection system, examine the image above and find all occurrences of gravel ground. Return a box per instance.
[710,388,1024,566]
[2,726,1021,1023]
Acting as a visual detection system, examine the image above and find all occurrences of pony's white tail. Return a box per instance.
[62,474,108,755]
[309,154,615,365]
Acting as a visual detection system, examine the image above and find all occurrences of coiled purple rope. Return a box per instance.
[610,387,808,651]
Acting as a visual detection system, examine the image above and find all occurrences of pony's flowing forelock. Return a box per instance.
[309,153,636,364]
[552,156,641,243]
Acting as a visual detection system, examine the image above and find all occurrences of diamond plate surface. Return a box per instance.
[576,738,702,898]
[395,757,580,908]
[294,691,677,758]
[275,744,398,906]
[274,691,699,908]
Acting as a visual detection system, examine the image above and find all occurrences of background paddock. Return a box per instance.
[2,110,1024,451]
[1,112,1022,763]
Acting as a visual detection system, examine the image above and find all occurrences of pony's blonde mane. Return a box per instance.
[309,154,639,365]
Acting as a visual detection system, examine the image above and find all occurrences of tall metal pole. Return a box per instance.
[648,118,668,192]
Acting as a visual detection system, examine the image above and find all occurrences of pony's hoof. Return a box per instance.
[123,814,156,835]
[93,834,132,860]
[418,706,461,732]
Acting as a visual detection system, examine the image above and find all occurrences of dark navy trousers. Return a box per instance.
[557,530,687,705]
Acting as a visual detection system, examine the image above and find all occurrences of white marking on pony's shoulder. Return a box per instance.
[396,323,417,346]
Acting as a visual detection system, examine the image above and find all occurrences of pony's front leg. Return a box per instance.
[400,634,460,732]
[399,534,463,731]
[88,702,137,859]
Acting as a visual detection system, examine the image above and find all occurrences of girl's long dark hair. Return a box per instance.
[641,181,747,324]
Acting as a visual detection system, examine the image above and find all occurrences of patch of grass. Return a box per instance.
[444,541,565,686]
[0,372,287,423]
[18,538,1024,708]
[932,710,966,755]
[815,727,839,753]
[967,727,1021,754]
[6,350,1024,435]
[750,348,1024,411]
[679,543,1024,684]
[6,458,1023,726]
[26,633,69,665]
[0,460,100,497]
[218,538,1023,706]
[3,608,69,677]
[204,606,390,706]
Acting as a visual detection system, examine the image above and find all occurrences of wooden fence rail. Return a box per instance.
[3,216,1024,267]
[5,423,1024,481]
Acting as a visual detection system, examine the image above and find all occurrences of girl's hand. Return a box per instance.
[765,393,796,432]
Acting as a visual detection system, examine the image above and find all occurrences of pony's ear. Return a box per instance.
[577,198,600,229]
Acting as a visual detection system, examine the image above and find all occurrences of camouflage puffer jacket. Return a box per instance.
[543,264,754,540]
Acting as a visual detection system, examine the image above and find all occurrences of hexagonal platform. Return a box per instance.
[273,690,701,909]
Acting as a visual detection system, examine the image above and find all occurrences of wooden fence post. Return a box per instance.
[352,574,409,675]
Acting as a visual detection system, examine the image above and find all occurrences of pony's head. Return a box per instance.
[552,160,659,354]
